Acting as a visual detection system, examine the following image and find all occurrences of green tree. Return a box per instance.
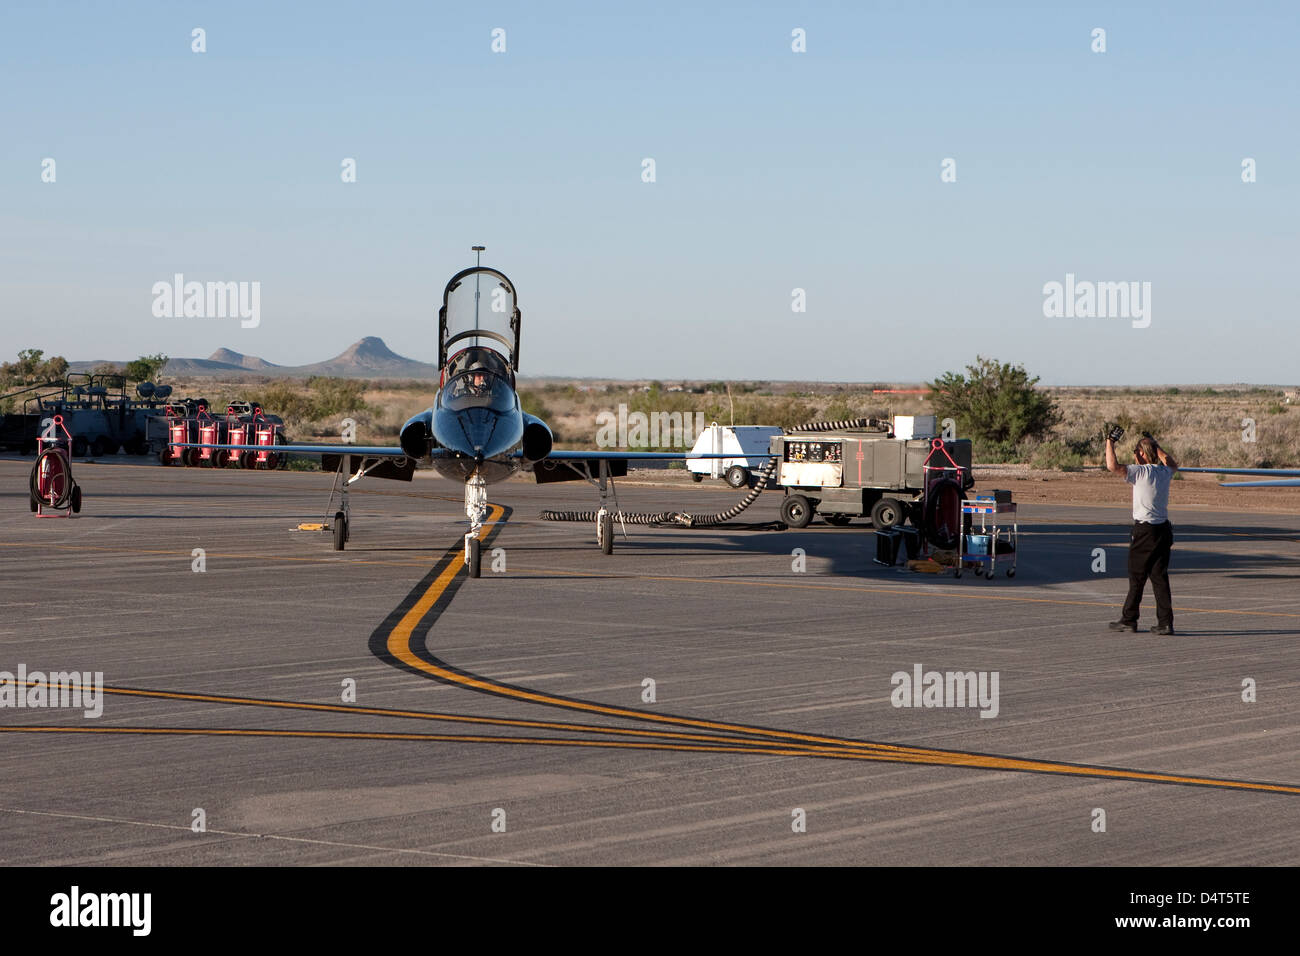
[1,349,70,386]
[927,356,1061,448]
[124,353,168,383]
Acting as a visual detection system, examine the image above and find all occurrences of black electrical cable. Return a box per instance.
[538,457,780,528]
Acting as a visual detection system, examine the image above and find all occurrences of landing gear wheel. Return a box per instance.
[781,494,814,529]
[332,511,347,551]
[725,466,749,489]
[70,485,82,514]
[598,512,614,554]
[871,497,904,530]
[467,536,481,577]
[823,514,852,526]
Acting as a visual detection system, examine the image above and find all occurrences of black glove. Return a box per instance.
[1105,423,1125,443]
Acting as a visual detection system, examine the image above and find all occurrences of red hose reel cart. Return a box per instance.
[29,415,82,517]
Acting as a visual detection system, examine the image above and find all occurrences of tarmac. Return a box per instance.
[1,456,1298,865]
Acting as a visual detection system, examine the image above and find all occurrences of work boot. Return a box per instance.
[1108,620,1138,632]
[1149,625,1176,635]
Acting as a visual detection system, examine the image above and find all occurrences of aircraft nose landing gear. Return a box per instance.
[465,474,487,577]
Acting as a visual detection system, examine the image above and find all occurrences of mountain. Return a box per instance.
[68,338,440,380]
[207,348,281,371]
[293,337,436,378]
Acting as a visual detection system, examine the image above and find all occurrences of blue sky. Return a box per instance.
[2,1,1296,384]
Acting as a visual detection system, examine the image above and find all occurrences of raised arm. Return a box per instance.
[1155,443,1178,472]
[1105,437,1127,476]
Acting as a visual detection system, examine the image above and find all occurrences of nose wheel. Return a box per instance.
[463,474,488,577]
[466,534,482,577]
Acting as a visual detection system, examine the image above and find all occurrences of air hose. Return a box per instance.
[539,457,779,528]
[539,415,886,528]
[787,417,889,433]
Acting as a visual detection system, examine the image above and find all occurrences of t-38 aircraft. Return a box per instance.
[183,257,739,577]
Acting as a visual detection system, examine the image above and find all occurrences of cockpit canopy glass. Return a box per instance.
[440,369,517,413]
[441,268,519,369]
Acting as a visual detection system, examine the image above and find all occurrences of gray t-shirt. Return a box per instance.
[1126,464,1172,523]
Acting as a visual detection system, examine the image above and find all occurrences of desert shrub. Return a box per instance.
[1030,440,1085,471]
[928,356,1060,447]
[307,377,369,417]
[517,389,553,420]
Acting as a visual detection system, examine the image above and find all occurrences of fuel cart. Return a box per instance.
[956,491,1017,580]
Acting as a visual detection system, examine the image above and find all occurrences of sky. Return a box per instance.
[2,1,1296,385]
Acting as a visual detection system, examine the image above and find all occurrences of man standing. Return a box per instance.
[1106,431,1178,635]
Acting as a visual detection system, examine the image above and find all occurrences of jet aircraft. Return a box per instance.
[184,257,741,576]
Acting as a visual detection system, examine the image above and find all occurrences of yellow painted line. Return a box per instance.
[21,680,888,754]
[4,726,1296,795]
[383,529,1300,794]
[385,507,923,755]
[0,725,878,758]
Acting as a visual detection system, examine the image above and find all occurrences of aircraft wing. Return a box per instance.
[1179,467,1300,488]
[535,449,774,483]
[545,450,764,461]
[176,442,412,457]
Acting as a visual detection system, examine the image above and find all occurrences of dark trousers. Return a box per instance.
[1121,521,1173,627]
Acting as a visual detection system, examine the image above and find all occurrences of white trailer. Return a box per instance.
[688,423,783,487]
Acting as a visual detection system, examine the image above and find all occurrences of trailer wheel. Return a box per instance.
[871,497,904,530]
[183,448,199,468]
[467,536,481,577]
[725,466,750,489]
[213,449,229,468]
[333,512,347,551]
[691,473,703,483]
[781,495,814,528]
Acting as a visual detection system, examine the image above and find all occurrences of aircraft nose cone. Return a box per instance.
[460,409,498,455]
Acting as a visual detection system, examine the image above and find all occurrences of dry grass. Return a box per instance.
[159,376,1297,468]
